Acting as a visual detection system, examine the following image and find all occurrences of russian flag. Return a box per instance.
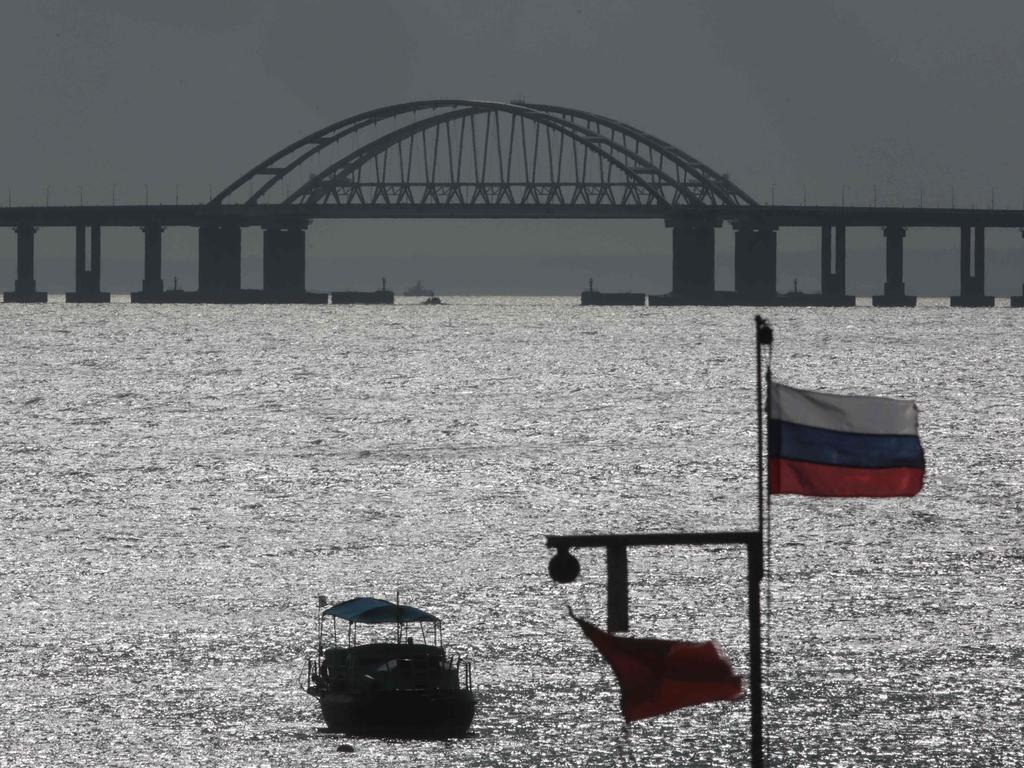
[769,382,924,497]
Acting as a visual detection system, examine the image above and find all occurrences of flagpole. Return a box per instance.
[754,315,773,768]
[748,541,764,768]
[756,316,764,538]
[755,315,773,538]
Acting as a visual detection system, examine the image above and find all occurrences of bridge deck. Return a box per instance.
[3,204,1024,228]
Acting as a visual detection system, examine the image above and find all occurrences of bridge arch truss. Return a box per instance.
[212,100,757,214]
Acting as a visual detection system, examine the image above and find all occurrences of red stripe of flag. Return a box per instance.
[770,457,924,497]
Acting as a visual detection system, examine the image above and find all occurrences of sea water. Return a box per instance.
[1,298,1021,767]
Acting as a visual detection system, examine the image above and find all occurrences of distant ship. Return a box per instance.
[403,280,435,297]
[783,279,804,296]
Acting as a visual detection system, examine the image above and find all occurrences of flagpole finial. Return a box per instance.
[755,315,773,347]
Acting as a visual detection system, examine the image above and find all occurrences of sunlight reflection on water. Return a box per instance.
[0,299,1021,766]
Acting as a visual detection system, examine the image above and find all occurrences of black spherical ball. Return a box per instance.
[548,549,580,583]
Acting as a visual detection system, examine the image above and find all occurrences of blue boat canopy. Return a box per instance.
[323,597,440,624]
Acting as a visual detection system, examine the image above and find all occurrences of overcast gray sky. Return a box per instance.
[4,0,1024,294]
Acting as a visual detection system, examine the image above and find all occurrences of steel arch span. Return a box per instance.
[212,100,758,215]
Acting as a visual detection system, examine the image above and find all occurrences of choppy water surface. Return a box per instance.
[1,298,1021,767]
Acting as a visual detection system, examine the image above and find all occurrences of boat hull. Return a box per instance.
[317,689,476,738]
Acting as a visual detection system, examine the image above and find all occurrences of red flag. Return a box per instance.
[573,613,744,721]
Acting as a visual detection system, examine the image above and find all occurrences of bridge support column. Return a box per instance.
[131,225,166,302]
[670,224,716,299]
[67,225,110,302]
[818,225,853,305]
[649,223,716,305]
[75,225,86,285]
[263,226,305,297]
[952,226,994,306]
[260,223,325,303]
[143,225,164,294]
[735,227,776,303]
[873,225,916,306]
[820,225,831,293]
[3,225,46,302]
[1013,230,1024,307]
[198,224,242,301]
[90,226,101,291]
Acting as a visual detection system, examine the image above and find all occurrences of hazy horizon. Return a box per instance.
[4,2,1024,296]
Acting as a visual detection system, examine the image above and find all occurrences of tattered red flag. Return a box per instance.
[573,613,744,721]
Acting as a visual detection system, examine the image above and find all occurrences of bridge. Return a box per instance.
[2,98,1022,306]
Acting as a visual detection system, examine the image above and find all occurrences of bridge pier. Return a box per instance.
[820,225,832,294]
[142,225,164,295]
[3,225,47,302]
[735,226,777,303]
[648,222,717,305]
[1013,231,1024,307]
[951,226,994,306]
[820,225,854,304]
[672,223,716,298]
[130,225,170,302]
[262,224,326,303]
[67,225,110,302]
[198,224,242,301]
[873,225,916,306]
[263,226,305,296]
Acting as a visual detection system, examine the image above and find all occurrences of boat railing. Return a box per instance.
[451,655,473,691]
[305,649,343,691]
[305,656,318,692]
[307,647,473,693]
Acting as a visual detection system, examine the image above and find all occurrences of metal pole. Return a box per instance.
[755,316,765,537]
[606,545,628,633]
[748,540,764,768]
[756,317,774,539]
[757,313,770,768]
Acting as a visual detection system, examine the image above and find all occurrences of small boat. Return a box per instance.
[403,280,435,297]
[422,296,443,305]
[304,597,476,738]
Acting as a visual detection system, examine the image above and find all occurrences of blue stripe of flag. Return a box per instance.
[769,419,924,470]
